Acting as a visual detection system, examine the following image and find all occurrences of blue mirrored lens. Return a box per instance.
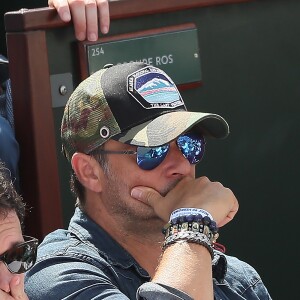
[137,145,169,170]
[177,133,205,164]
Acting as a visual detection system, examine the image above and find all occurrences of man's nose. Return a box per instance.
[162,141,194,177]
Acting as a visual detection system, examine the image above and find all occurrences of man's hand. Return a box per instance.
[0,276,28,300]
[49,0,110,41]
[131,176,239,227]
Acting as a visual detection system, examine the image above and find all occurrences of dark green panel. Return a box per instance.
[53,107,74,228]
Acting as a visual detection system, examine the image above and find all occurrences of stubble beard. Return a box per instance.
[100,163,180,239]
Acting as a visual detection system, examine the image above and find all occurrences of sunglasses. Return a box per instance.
[94,132,205,170]
[0,235,38,274]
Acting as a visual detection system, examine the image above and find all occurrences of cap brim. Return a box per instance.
[116,111,229,147]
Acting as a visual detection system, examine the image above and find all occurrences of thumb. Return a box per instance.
[10,275,28,300]
[131,186,163,207]
[131,186,172,222]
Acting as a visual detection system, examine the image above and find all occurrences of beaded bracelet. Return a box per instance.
[163,221,219,243]
[163,210,219,240]
[170,214,218,234]
[169,208,218,233]
[163,231,214,259]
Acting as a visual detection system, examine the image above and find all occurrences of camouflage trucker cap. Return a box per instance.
[61,62,229,160]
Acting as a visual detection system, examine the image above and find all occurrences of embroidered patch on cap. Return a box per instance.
[127,66,184,109]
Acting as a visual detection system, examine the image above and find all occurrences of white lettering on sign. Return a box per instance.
[155,54,173,65]
[115,54,174,67]
[91,47,104,56]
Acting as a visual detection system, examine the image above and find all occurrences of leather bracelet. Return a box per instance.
[163,231,214,259]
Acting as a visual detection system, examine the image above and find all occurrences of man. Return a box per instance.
[0,161,38,299]
[25,62,271,299]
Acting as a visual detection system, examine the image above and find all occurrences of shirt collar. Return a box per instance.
[69,208,149,278]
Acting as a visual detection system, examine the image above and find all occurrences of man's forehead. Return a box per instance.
[0,210,22,254]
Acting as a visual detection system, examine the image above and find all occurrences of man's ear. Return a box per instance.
[71,153,103,193]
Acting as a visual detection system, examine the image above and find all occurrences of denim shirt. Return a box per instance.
[25,208,271,299]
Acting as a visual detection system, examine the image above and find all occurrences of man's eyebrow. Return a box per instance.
[0,230,24,250]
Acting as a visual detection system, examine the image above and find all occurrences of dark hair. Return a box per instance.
[0,161,25,224]
[70,146,107,210]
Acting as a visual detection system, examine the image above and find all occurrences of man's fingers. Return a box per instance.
[131,176,239,226]
[50,0,110,41]
[49,0,72,22]
[69,0,87,41]
[9,275,28,300]
[218,197,239,227]
[0,290,12,299]
[131,187,174,222]
[97,0,110,34]
[86,0,99,41]
[131,186,162,207]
